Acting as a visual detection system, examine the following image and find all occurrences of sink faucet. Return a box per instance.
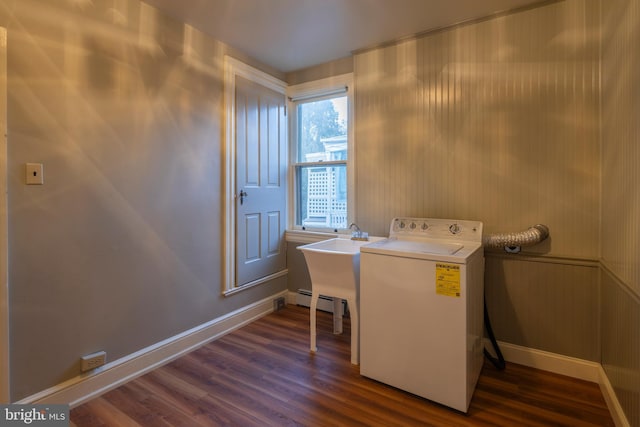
[349,223,369,241]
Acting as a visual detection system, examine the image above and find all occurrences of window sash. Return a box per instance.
[295,162,348,230]
[287,73,354,231]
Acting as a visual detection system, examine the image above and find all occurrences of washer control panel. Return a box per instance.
[390,217,483,242]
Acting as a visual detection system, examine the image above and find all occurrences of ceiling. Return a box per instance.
[143,0,551,73]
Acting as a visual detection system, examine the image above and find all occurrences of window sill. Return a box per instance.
[285,229,346,244]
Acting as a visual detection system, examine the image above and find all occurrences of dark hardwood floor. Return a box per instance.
[71,305,614,426]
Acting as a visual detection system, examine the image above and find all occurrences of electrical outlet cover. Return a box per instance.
[80,351,106,372]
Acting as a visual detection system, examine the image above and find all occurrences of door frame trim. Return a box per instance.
[0,27,9,402]
[223,56,286,295]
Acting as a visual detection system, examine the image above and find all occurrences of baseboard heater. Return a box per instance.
[296,289,347,315]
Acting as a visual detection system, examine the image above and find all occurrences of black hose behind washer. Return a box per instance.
[480,225,550,369]
[483,299,505,370]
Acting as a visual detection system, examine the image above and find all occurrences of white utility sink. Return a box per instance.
[298,237,384,290]
[298,237,383,364]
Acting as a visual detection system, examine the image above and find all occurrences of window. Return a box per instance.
[288,74,353,231]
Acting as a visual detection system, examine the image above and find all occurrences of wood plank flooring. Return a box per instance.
[71,305,614,426]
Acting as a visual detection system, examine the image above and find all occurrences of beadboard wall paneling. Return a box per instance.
[354,0,600,259]
[601,0,640,297]
[601,0,640,425]
[485,254,600,361]
[601,268,640,427]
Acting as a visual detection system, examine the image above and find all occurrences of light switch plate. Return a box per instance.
[26,163,44,185]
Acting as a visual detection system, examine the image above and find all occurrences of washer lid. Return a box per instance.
[361,237,481,262]
[372,239,463,255]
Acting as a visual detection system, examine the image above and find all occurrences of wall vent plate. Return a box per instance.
[273,296,286,311]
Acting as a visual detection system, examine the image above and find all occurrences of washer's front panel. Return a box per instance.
[360,252,469,412]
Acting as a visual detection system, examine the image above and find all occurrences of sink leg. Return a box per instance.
[310,292,318,352]
[348,296,359,365]
[333,298,343,334]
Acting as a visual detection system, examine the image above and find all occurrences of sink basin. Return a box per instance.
[298,238,368,295]
[298,237,383,276]
[299,237,373,255]
[298,237,384,283]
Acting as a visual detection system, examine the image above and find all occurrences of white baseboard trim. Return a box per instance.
[487,340,629,427]
[598,365,631,427]
[286,290,298,305]
[489,340,601,382]
[18,289,289,408]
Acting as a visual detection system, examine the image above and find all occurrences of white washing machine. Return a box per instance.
[360,217,484,413]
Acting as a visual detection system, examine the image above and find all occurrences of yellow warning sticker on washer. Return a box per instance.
[436,263,461,297]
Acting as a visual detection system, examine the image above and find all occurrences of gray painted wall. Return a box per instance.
[287,242,313,294]
[0,0,286,400]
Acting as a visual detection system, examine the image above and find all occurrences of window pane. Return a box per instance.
[296,164,347,229]
[297,96,347,163]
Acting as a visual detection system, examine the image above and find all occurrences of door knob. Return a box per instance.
[239,189,248,205]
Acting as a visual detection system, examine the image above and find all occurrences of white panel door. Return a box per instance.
[235,75,287,286]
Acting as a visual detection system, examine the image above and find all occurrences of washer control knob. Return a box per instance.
[449,223,461,234]
[410,222,416,230]
[399,221,406,229]
[421,222,428,231]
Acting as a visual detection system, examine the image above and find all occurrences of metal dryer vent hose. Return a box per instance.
[483,224,550,249]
